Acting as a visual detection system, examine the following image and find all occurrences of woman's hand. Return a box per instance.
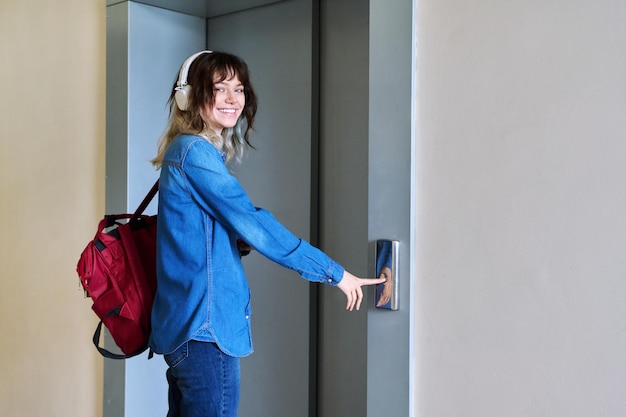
[237,239,252,256]
[336,270,386,311]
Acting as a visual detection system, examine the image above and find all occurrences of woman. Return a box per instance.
[150,50,384,417]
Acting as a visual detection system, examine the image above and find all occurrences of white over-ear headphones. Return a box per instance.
[174,50,213,111]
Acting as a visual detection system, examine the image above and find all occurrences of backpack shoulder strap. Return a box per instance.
[131,179,159,221]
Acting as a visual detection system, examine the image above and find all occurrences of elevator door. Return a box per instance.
[207,1,319,416]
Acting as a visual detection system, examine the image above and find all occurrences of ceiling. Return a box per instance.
[106,0,285,18]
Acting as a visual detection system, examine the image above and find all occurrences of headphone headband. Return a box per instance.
[174,50,213,111]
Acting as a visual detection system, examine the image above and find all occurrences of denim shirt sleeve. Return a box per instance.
[181,138,344,286]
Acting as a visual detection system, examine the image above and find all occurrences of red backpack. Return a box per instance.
[76,181,158,359]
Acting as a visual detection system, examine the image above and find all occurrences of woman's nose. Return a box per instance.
[225,90,236,103]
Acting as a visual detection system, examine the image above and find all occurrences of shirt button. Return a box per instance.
[245,315,250,319]
[328,279,333,283]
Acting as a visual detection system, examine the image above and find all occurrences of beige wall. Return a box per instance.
[0,1,105,416]
[415,0,626,415]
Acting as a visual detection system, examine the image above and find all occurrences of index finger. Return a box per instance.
[360,277,387,286]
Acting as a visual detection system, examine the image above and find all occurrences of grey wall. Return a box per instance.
[207,1,317,416]
[415,0,626,415]
[318,0,413,416]
[105,2,205,416]
[366,0,413,416]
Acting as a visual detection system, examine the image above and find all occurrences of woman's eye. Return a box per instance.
[213,86,244,94]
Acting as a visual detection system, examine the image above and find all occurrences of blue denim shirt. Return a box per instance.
[149,135,344,357]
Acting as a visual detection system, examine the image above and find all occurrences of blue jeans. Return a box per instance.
[164,341,241,417]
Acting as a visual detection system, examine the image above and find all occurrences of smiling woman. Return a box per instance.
[201,76,245,135]
[147,50,384,417]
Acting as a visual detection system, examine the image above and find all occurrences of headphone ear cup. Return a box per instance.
[175,85,192,111]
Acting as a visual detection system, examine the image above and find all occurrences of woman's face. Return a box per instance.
[202,74,245,135]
